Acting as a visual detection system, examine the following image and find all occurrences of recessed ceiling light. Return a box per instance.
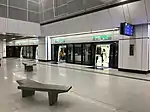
[12,38,15,39]
[3,39,6,40]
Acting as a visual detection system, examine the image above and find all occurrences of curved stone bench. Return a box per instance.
[16,79,72,106]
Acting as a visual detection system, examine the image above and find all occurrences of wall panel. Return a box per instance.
[7,18,19,33]
[28,1,39,12]
[55,5,67,16]
[9,0,27,9]
[44,9,54,21]
[9,7,27,21]
[28,11,39,23]
[87,9,112,31]
[6,18,41,36]
[0,17,7,33]
[0,0,7,5]
[0,5,7,18]
[64,15,91,34]
[109,5,125,27]
[128,1,147,24]
[145,0,150,23]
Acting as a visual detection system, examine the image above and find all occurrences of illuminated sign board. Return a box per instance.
[120,22,134,36]
[92,34,112,41]
[55,39,65,43]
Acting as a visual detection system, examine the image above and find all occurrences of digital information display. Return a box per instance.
[120,23,134,36]
[124,23,134,36]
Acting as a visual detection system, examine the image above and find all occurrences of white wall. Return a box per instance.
[0,41,3,59]
[51,29,120,44]
[0,17,41,36]
[119,38,149,71]
[41,0,150,37]
[38,37,51,61]
[119,25,149,71]
[2,41,6,57]
[7,38,39,46]
[148,25,150,70]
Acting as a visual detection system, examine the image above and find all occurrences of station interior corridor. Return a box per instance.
[0,59,150,112]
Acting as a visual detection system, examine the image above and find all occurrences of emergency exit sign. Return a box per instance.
[92,34,112,41]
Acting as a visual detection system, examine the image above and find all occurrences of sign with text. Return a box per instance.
[55,39,65,43]
[92,34,112,41]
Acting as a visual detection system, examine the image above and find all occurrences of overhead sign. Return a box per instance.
[55,39,65,43]
[92,34,112,41]
[120,22,134,36]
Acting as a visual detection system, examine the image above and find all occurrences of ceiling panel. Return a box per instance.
[109,5,125,27]
[128,1,147,24]
[87,9,112,31]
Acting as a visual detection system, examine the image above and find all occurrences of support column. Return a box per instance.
[118,24,149,73]
[2,40,6,58]
[118,37,149,73]
[0,41,3,59]
[38,36,51,61]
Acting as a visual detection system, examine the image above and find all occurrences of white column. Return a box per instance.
[118,24,149,72]
[38,36,51,61]
[0,41,2,59]
[2,41,6,58]
[119,37,149,72]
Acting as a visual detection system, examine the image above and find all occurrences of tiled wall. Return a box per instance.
[0,0,40,23]
[39,0,119,23]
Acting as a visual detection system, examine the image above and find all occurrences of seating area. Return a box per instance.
[16,79,72,106]
[22,62,37,72]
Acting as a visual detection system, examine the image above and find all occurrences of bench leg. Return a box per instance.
[24,66,28,71]
[24,66,26,71]
[22,90,35,97]
[48,92,58,106]
[25,66,33,72]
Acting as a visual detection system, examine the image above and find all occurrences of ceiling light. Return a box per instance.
[3,39,6,41]
[12,38,15,40]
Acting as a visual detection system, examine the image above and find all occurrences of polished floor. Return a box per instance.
[1,59,150,112]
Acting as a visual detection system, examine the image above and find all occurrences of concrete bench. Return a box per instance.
[16,79,72,106]
[22,63,36,72]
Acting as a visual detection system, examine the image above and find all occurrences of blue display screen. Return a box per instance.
[124,23,134,36]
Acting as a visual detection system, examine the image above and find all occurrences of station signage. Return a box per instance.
[92,34,112,41]
[55,39,65,43]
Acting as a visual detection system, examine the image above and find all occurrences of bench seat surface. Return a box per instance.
[22,63,37,66]
[17,79,72,93]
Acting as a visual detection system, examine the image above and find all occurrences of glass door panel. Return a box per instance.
[83,44,91,65]
[67,44,73,63]
[74,44,82,64]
